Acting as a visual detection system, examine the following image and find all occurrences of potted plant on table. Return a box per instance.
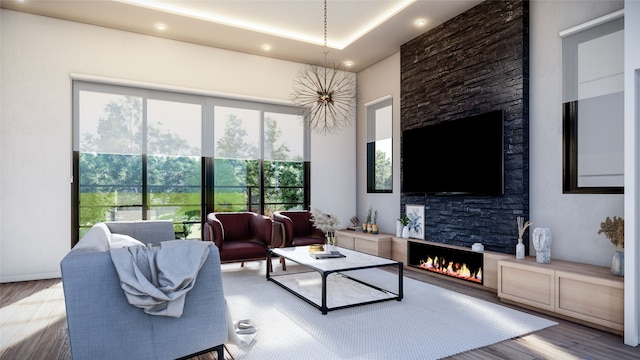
[365,206,373,233]
[398,214,410,238]
[372,210,379,234]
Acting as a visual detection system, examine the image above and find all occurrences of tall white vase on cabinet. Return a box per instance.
[396,221,403,237]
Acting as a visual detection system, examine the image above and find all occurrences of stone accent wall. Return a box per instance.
[400,0,529,253]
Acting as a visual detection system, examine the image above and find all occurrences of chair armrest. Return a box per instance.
[271,221,286,248]
[273,213,294,246]
[204,214,224,249]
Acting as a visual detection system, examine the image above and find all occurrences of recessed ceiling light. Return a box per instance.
[155,23,167,31]
[119,0,415,50]
[261,44,272,51]
[415,19,427,27]
[343,61,354,68]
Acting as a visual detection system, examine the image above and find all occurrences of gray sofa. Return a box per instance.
[60,220,228,360]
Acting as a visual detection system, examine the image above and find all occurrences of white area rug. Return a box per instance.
[221,262,557,360]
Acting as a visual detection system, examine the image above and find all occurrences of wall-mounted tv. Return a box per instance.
[402,110,504,196]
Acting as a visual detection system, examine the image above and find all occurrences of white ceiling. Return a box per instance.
[1,0,482,72]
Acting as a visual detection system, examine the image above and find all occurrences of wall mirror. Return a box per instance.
[366,96,393,193]
[561,12,624,194]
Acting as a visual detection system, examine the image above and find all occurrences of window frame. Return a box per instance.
[366,96,393,193]
[72,80,310,246]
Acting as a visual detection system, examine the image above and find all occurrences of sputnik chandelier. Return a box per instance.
[291,0,356,135]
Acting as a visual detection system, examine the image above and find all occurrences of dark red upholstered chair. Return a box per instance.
[204,212,274,265]
[273,210,326,247]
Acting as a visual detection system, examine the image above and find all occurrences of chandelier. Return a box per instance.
[291,0,356,135]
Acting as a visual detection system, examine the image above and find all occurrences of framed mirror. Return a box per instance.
[366,96,393,193]
[561,12,624,194]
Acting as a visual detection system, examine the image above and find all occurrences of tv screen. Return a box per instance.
[402,110,504,195]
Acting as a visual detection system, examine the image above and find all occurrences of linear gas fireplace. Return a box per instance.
[408,241,483,285]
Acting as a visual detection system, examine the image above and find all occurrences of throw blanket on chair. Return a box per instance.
[110,240,211,318]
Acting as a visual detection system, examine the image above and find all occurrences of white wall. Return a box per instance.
[356,53,401,234]
[624,0,640,347]
[357,1,626,267]
[529,0,625,267]
[0,10,355,282]
[357,1,638,345]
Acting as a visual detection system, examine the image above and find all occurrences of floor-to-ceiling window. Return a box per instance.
[72,81,309,245]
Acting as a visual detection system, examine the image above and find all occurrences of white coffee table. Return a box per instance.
[266,245,403,314]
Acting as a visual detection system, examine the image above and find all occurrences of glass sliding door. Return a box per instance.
[73,81,310,245]
[213,105,261,212]
[77,90,143,239]
[147,98,203,238]
[263,111,307,215]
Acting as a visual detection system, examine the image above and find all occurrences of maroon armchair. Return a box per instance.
[273,210,326,247]
[204,212,274,264]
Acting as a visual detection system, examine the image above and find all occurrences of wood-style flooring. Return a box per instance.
[1,264,638,360]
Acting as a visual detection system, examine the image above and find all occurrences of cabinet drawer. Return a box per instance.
[336,233,354,249]
[354,237,391,258]
[498,261,555,311]
[556,270,624,331]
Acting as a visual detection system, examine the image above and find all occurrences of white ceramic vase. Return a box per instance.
[515,240,525,260]
[402,226,410,239]
[396,221,403,237]
[611,249,624,276]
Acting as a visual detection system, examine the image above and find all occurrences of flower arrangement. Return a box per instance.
[598,216,624,249]
[310,208,341,235]
[398,214,409,227]
[517,216,532,243]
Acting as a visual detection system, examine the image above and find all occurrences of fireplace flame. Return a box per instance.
[418,256,482,283]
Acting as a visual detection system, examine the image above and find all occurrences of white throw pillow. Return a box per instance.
[110,233,145,248]
[73,223,111,252]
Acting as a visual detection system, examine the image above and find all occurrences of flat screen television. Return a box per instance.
[402,110,504,195]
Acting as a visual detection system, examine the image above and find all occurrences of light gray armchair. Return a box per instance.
[60,221,228,360]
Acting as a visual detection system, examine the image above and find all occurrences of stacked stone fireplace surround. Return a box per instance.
[400,0,529,256]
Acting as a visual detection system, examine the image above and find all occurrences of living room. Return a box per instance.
[1,0,639,354]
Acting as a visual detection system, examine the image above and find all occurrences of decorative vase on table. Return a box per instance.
[515,239,525,260]
[395,221,403,237]
[402,226,410,239]
[611,248,624,276]
[325,231,337,251]
[515,216,531,260]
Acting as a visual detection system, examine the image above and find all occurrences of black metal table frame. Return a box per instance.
[266,248,403,315]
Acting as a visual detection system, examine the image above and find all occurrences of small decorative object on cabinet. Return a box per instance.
[398,214,410,239]
[611,250,624,276]
[471,243,484,252]
[372,211,379,234]
[532,227,552,264]
[395,220,403,237]
[366,206,373,233]
[516,216,532,260]
[349,216,360,231]
[598,216,624,276]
